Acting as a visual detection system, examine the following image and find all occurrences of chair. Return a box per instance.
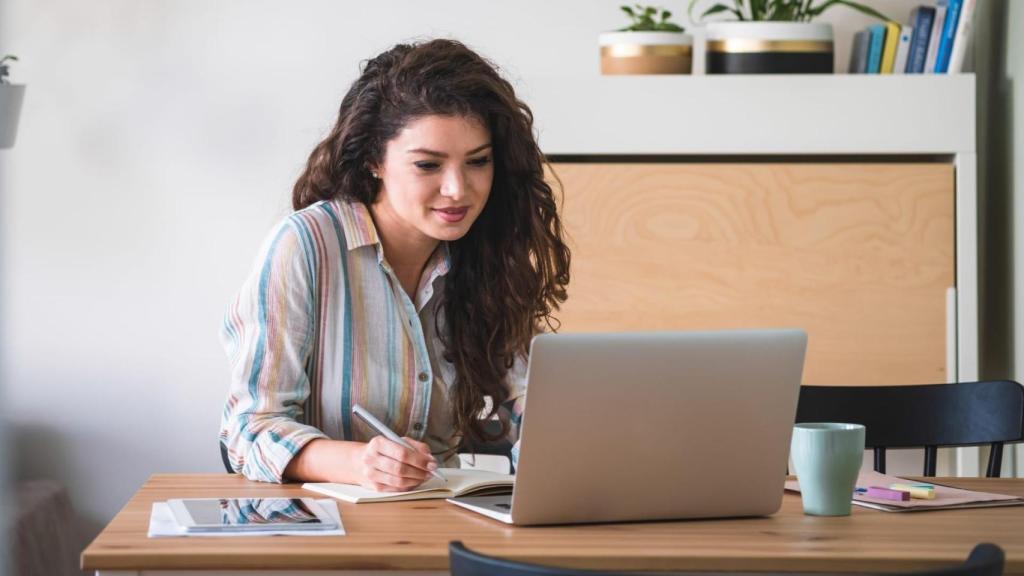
[449,541,633,576]
[448,541,1005,576]
[463,418,515,473]
[796,380,1024,477]
[220,441,234,473]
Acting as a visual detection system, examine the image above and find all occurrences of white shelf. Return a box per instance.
[519,74,976,156]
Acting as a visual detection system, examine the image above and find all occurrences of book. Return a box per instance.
[924,1,948,73]
[947,0,977,73]
[880,21,901,73]
[935,0,963,72]
[785,470,1024,513]
[906,6,936,73]
[848,29,870,73]
[866,24,886,74]
[892,25,912,74]
[302,468,514,503]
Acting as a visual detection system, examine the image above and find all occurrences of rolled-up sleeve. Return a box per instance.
[219,218,328,483]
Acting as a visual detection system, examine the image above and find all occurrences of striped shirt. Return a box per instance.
[220,198,527,483]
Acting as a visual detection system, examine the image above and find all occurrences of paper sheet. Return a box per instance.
[785,471,1024,512]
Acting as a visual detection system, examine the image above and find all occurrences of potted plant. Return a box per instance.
[600,5,693,75]
[690,0,889,73]
[0,55,25,148]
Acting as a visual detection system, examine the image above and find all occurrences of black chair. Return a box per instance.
[796,380,1024,477]
[464,418,515,471]
[449,541,1005,576]
[220,441,235,474]
[449,541,633,576]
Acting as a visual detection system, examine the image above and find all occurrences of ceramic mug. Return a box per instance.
[790,423,865,516]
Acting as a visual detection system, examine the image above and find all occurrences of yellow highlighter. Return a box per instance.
[890,483,935,500]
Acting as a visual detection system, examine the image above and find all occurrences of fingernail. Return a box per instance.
[427,462,438,471]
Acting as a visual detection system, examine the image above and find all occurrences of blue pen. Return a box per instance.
[352,403,447,482]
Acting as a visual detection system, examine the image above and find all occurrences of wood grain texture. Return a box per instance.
[82,474,1024,572]
[550,163,954,385]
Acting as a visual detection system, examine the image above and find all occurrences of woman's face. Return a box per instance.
[372,114,493,246]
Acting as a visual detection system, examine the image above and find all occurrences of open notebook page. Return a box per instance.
[303,468,514,503]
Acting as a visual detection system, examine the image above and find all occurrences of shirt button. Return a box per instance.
[418,372,429,382]
[412,422,424,431]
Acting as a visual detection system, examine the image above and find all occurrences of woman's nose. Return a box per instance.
[440,167,467,199]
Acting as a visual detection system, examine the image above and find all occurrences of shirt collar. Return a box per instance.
[332,197,452,279]
[332,198,381,251]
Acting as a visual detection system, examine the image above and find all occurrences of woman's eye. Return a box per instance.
[468,156,491,167]
[414,161,440,171]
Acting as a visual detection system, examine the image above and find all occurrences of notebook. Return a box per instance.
[302,469,514,503]
[785,470,1024,512]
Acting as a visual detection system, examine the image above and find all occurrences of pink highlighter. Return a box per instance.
[865,486,911,501]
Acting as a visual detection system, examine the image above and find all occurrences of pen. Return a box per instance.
[351,403,447,482]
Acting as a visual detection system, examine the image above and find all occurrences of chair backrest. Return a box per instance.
[220,441,235,474]
[449,542,1005,576]
[449,541,632,576]
[909,543,1005,576]
[796,381,1024,477]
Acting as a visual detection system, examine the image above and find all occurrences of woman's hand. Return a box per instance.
[353,436,438,492]
[283,437,438,491]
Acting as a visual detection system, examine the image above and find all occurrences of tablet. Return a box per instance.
[167,497,337,532]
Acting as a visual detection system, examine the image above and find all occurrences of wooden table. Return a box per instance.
[83,474,1024,575]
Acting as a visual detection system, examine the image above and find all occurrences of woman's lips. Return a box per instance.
[433,207,469,223]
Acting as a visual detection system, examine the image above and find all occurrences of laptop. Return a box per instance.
[448,328,807,525]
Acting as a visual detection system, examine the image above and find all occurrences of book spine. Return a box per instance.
[947,0,977,73]
[867,24,886,74]
[893,25,912,75]
[924,2,948,73]
[880,21,901,74]
[907,6,935,73]
[935,0,962,73]
[849,29,870,74]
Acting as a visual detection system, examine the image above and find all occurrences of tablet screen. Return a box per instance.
[183,498,326,527]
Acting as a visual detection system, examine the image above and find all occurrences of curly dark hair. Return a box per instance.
[292,39,571,447]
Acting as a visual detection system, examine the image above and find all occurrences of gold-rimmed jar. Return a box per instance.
[599,31,693,75]
[706,22,834,74]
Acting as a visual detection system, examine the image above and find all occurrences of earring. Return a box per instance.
[371,170,380,179]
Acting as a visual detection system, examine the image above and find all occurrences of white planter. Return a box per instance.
[599,31,693,75]
[0,84,25,148]
[705,22,834,74]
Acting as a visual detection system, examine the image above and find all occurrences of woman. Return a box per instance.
[219,39,571,491]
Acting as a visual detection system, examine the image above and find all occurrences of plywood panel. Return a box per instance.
[550,163,954,386]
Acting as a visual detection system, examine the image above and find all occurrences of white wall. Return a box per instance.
[0,0,938,564]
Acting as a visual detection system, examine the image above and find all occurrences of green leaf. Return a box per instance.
[807,0,890,20]
[700,3,741,18]
[621,5,635,17]
[688,0,701,22]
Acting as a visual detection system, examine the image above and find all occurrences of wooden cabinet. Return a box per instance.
[551,162,955,386]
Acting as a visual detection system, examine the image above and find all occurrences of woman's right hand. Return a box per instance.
[284,437,438,490]
[353,436,438,492]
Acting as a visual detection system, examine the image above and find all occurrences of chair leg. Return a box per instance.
[924,446,937,476]
[987,443,1004,478]
[874,447,886,474]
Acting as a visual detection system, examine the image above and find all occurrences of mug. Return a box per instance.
[790,423,865,516]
